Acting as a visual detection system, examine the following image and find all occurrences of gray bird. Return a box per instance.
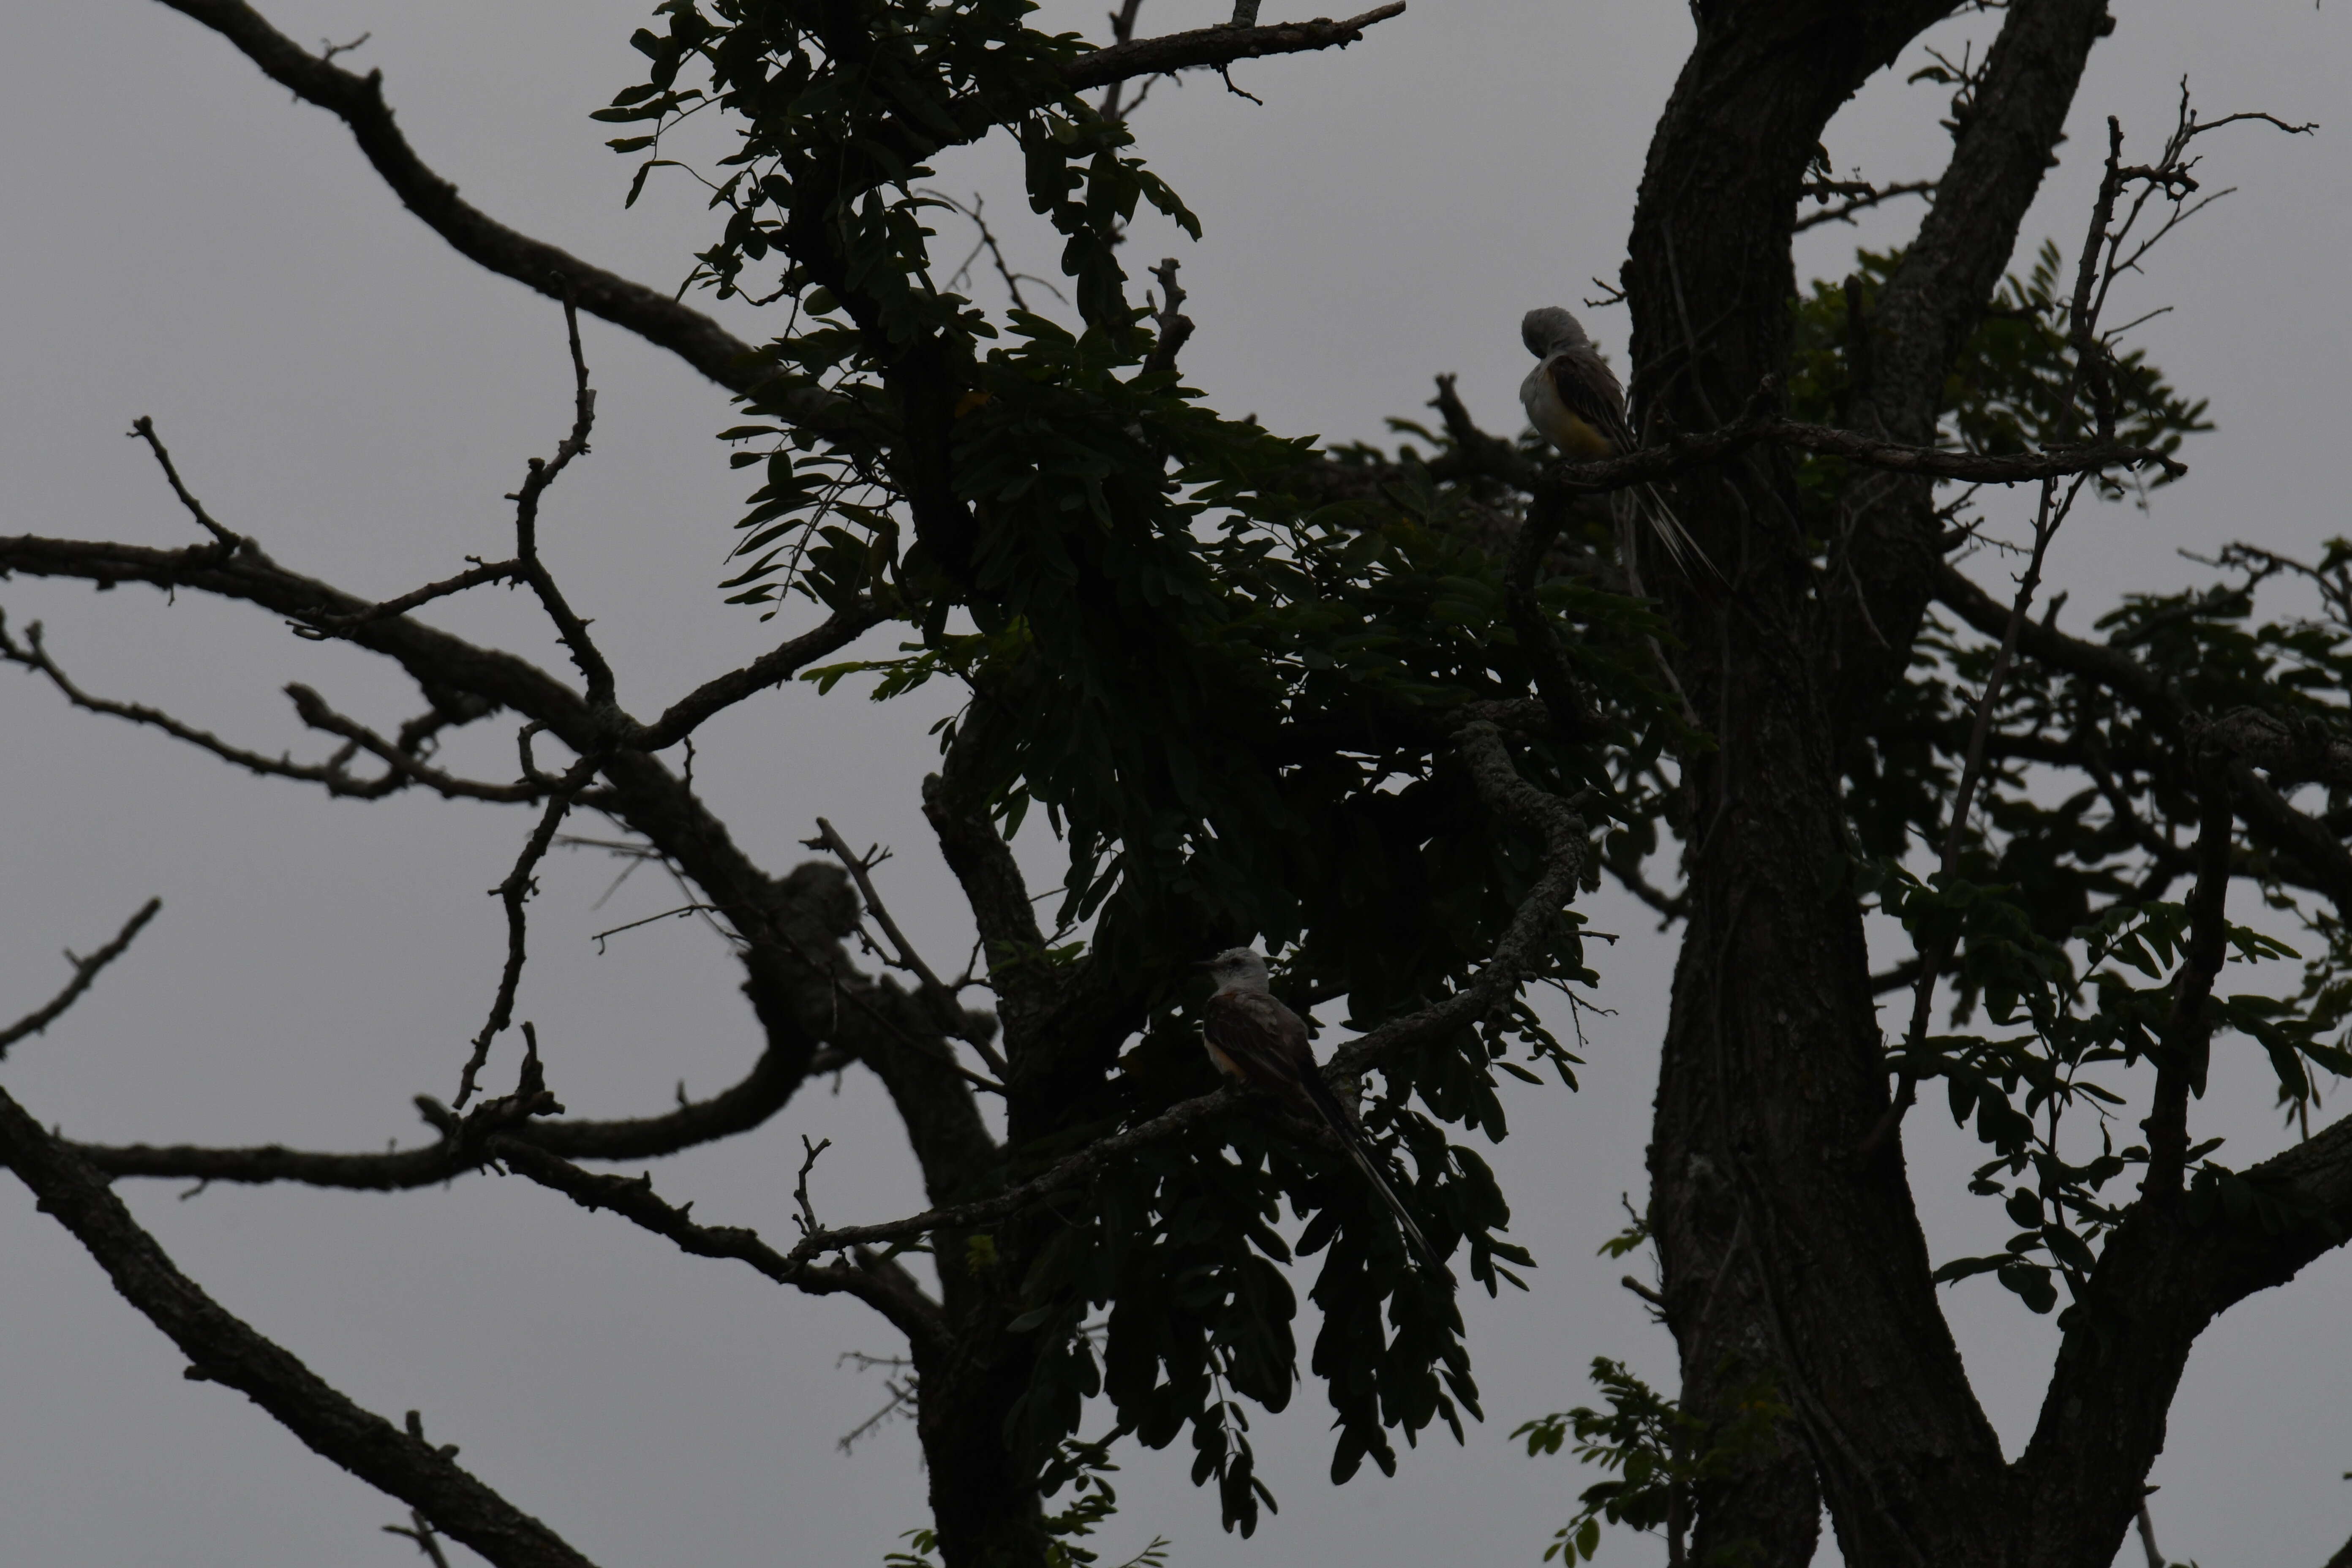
[1198,947,1442,1272]
[1519,305,1707,574]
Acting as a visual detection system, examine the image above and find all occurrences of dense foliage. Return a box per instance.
[594,0,1685,1544]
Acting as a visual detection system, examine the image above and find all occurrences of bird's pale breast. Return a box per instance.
[1520,365,1616,460]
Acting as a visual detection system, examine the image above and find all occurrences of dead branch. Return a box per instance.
[0,1078,602,1568]
[1792,178,1936,232]
[385,1508,457,1568]
[455,764,599,1108]
[0,616,520,803]
[811,817,1009,1076]
[0,899,162,1058]
[508,299,613,708]
[149,0,805,410]
[490,1135,948,1350]
[127,416,241,550]
[1060,4,1407,93]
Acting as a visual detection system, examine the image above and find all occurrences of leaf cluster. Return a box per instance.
[596,0,1682,1538]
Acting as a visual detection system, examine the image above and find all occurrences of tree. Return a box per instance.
[0,3,2344,1568]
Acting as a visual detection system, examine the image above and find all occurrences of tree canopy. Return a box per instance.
[4,3,2349,1567]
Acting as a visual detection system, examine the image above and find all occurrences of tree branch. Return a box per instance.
[1933,562,2352,914]
[811,817,1007,1075]
[0,615,525,803]
[145,0,816,410]
[490,1138,948,1352]
[1059,4,1406,92]
[2142,774,2232,1201]
[0,899,162,1059]
[0,1080,602,1568]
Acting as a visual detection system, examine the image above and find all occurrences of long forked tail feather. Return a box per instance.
[1628,484,1718,581]
[1298,1073,1448,1282]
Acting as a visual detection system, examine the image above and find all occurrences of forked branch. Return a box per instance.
[0,1080,602,1568]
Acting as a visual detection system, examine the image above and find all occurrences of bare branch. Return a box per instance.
[490,1135,947,1351]
[147,0,822,413]
[1792,178,1936,232]
[385,1509,456,1568]
[508,299,614,708]
[0,899,162,1059]
[78,1019,833,1190]
[283,684,541,802]
[627,600,887,752]
[1141,257,1193,380]
[1094,0,1152,122]
[295,557,523,639]
[127,416,241,550]
[0,1079,602,1568]
[1060,4,1406,93]
[455,769,597,1108]
[811,817,1008,1076]
[0,615,523,803]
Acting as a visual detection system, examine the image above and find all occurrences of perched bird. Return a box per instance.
[1518,305,1708,575]
[1198,947,1442,1272]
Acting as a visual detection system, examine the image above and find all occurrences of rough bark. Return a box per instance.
[1624,1,2110,1563]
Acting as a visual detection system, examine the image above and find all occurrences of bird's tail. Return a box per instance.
[1298,1073,1447,1281]
[1620,485,1717,581]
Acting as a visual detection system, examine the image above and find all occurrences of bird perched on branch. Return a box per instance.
[1519,305,1708,575]
[1198,947,1442,1273]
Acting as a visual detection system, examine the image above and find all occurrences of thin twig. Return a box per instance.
[0,899,162,1058]
[508,296,615,707]
[1,618,525,802]
[1142,257,1194,380]
[811,818,1009,1076]
[384,1508,456,1568]
[295,558,523,639]
[1793,178,1936,232]
[126,416,240,550]
[455,759,600,1108]
[1095,0,1151,121]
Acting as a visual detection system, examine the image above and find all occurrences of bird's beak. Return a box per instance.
[1190,958,1217,971]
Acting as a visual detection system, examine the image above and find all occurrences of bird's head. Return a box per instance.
[1521,305,1590,359]
[1199,946,1272,993]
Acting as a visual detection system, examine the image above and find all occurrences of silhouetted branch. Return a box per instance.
[1793,178,1936,232]
[127,416,241,550]
[149,0,808,410]
[0,1079,602,1568]
[455,769,598,1109]
[811,817,1008,1075]
[0,899,162,1059]
[1060,4,1406,92]
[491,1136,948,1350]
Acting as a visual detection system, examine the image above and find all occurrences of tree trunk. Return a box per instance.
[1619,1,2099,1561]
[917,1324,1052,1568]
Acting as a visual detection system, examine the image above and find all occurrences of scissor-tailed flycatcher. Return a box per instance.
[1199,947,1441,1271]
[1519,305,1707,574]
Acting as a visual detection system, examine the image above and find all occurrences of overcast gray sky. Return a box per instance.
[3,3,2349,1565]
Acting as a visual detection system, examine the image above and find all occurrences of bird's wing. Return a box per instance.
[1545,348,1639,455]
[1202,989,1315,1097]
[1205,991,1448,1278]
